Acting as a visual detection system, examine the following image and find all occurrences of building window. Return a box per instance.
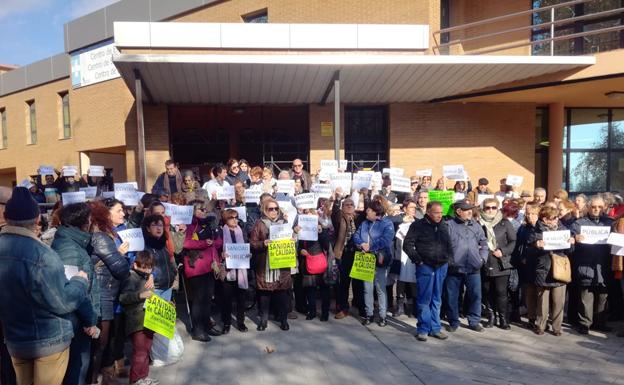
[532,0,624,56]
[562,108,624,193]
[0,108,7,149]
[344,106,389,172]
[26,100,36,145]
[242,9,268,23]
[59,92,71,139]
[535,107,549,188]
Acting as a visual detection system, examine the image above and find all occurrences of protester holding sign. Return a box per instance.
[119,251,160,385]
[467,178,492,205]
[570,196,614,334]
[526,206,575,336]
[141,215,177,292]
[288,158,312,192]
[249,198,294,331]
[478,198,517,330]
[183,200,223,342]
[202,163,231,200]
[220,209,250,334]
[352,200,395,327]
[86,200,130,385]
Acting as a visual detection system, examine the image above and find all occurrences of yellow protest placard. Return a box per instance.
[268,239,297,269]
[349,251,376,282]
[144,294,176,339]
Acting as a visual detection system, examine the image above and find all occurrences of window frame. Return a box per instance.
[26,100,37,145]
[242,8,268,23]
[0,108,7,149]
[59,91,71,139]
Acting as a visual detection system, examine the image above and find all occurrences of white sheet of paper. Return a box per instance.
[454,192,466,202]
[62,191,86,205]
[62,166,78,177]
[244,189,262,204]
[89,165,105,177]
[224,243,251,269]
[19,179,33,189]
[64,265,79,280]
[295,193,317,209]
[389,168,404,177]
[102,191,115,198]
[270,223,293,241]
[217,185,235,200]
[607,232,624,247]
[330,173,352,193]
[415,169,432,177]
[232,206,247,222]
[297,214,319,241]
[370,172,382,192]
[580,226,611,245]
[79,186,97,199]
[114,182,139,206]
[117,228,145,252]
[390,176,411,193]
[543,230,571,250]
[611,244,624,256]
[311,183,332,199]
[477,194,495,205]
[278,201,298,224]
[38,165,55,176]
[505,174,524,187]
[442,164,465,180]
[276,180,296,196]
[353,173,373,191]
[169,205,194,225]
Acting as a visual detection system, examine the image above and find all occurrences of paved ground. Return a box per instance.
[139,305,624,385]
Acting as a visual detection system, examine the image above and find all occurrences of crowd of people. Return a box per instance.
[1,156,624,385]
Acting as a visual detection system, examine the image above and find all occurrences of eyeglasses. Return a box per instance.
[267,207,279,212]
[196,208,208,212]
[227,216,239,220]
[590,206,604,209]
[484,206,498,211]
[411,182,419,185]
[231,165,239,169]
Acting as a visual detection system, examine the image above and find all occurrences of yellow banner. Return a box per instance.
[349,251,376,282]
[144,294,176,339]
[268,239,297,269]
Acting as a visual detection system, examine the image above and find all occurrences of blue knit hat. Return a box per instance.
[4,187,40,221]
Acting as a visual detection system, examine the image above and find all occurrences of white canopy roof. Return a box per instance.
[113,53,595,104]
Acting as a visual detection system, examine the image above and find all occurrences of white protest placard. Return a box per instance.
[386,168,404,177]
[62,166,78,177]
[224,243,251,269]
[416,169,432,177]
[79,186,97,199]
[19,179,33,189]
[298,214,319,241]
[63,265,79,281]
[114,182,139,206]
[217,185,235,200]
[607,232,624,248]
[339,160,348,170]
[371,172,382,191]
[477,194,495,206]
[62,191,86,205]
[320,160,338,173]
[611,245,624,256]
[38,165,55,176]
[278,200,298,224]
[232,206,247,222]
[390,176,411,193]
[169,205,194,225]
[330,173,352,193]
[244,189,262,204]
[295,193,317,210]
[353,173,373,191]
[454,192,466,202]
[117,228,145,252]
[311,183,332,199]
[102,191,115,198]
[442,164,465,180]
[543,230,571,250]
[89,165,105,177]
[270,223,293,241]
[276,180,295,196]
[580,226,611,245]
[505,174,524,187]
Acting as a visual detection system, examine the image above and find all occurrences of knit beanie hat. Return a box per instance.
[4,187,40,221]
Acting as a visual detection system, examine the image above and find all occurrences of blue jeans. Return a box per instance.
[444,272,482,328]
[364,267,388,319]
[64,325,91,385]
[415,263,448,334]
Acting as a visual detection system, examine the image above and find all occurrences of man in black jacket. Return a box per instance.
[403,201,452,342]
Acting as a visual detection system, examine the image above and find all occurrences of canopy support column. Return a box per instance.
[134,69,147,192]
[334,75,340,162]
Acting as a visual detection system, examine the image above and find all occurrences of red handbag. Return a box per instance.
[306,252,328,275]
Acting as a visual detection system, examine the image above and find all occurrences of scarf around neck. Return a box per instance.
[222,224,248,289]
[480,210,503,251]
[261,217,284,283]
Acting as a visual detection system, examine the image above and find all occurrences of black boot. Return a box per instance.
[394,297,405,317]
[484,310,495,328]
[499,314,511,330]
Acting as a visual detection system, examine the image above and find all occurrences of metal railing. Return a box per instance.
[432,0,624,55]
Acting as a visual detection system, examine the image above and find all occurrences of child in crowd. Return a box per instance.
[119,251,160,385]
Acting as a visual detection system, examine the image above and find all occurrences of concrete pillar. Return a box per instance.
[547,102,565,196]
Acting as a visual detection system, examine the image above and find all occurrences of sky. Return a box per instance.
[0,0,119,67]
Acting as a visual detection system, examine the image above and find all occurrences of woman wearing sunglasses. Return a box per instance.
[249,198,296,331]
[479,198,517,330]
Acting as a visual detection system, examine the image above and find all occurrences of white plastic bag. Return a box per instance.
[150,330,184,367]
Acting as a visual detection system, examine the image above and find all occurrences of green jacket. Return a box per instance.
[119,270,149,336]
[51,225,99,326]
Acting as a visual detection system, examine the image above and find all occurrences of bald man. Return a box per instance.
[288,158,312,192]
[0,186,12,228]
